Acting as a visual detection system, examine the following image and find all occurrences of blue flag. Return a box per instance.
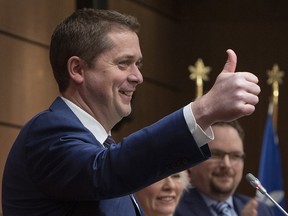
[257,113,286,215]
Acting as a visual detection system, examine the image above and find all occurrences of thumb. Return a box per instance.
[222,49,237,73]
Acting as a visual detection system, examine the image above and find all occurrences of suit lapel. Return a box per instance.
[130,194,143,216]
[180,188,213,215]
[232,195,245,215]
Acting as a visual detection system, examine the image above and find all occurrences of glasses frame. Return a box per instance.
[209,149,245,164]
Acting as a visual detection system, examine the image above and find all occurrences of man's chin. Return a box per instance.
[119,104,131,117]
[123,109,131,117]
[211,181,234,195]
[212,187,233,197]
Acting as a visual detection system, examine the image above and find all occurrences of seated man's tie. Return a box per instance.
[212,201,231,216]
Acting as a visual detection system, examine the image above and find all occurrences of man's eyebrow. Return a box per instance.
[116,55,143,62]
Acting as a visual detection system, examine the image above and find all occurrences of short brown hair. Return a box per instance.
[212,120,245,141]
[49,8,140,92]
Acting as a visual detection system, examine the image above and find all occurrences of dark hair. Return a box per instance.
[49,8,140,92]
[212,120,245,141]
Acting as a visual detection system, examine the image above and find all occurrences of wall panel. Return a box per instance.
[0,1,75,214]
[0,0,75,44]
[0,127,20,215]
[0,35,58,125]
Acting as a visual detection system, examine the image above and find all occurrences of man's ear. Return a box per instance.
[67,56,85,84]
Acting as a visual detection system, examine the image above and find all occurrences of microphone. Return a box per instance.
[246,173,288,216]
[245,173,267,194]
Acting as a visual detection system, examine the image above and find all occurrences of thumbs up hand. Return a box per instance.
[192,49,260,130]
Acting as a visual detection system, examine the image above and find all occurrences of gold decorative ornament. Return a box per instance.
[188,58,211,98]
[267,63,285,130]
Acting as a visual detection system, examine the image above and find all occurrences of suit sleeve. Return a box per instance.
[26,108,210,200]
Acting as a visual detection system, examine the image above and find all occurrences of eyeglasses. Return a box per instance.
[210,149,245,164]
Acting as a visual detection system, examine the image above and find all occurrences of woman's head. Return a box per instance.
[135,171,189,216]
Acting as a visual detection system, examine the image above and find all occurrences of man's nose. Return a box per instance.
[128,64,143,84]
[220,154,232,167]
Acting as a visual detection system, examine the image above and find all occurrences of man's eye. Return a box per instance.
[230,153,245,160]
[211,152,222,158]
[118,61,130,68]
[118,60,142,70]
[136,62,143,70]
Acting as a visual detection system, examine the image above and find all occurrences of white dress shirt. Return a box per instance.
[61,97,213,148]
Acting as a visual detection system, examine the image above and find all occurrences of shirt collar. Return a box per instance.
[197,189,234,209]
[61,97,109,144]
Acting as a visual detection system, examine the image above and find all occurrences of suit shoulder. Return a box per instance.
[234,193,274,215]
[234,193,251,202]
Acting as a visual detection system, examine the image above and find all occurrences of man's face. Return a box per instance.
[81,29,143,128]
[189,124,244,200]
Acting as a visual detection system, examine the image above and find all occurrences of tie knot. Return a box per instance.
[212,201,230,216]
[103,135,116,147]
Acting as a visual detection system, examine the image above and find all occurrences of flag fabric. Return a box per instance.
[257,113,286,215]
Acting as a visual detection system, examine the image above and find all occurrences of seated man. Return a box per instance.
[174,121,274,216]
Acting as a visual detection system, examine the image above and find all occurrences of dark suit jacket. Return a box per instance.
[174,188,274,216]
[2,97,211,216]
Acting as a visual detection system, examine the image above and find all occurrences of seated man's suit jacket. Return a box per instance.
[174,188,274,216]
[2,97,211,216]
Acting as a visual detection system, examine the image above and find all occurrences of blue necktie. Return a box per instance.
[212,202,230,216]
[103,135,116,148]
[103,136,142,215]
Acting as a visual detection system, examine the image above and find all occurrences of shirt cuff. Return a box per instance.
[183,103,214,147]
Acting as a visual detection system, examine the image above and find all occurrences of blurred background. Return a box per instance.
[1,0,288,215]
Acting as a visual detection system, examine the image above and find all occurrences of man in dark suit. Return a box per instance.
[175,121,274,216]
[2,8,260,216]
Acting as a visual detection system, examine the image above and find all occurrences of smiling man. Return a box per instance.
[175,121,274,216]
[2,8,261,216]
